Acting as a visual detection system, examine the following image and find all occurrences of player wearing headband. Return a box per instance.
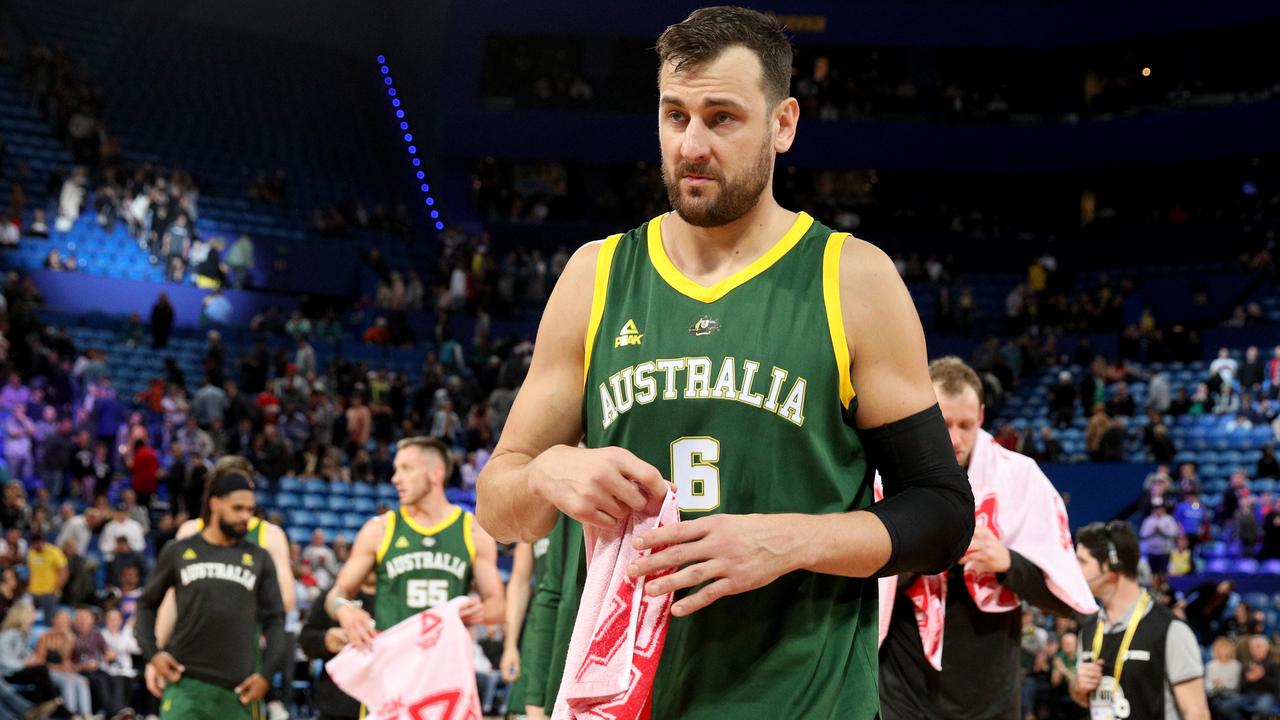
[146,456,295,720]
[136,472,286,719]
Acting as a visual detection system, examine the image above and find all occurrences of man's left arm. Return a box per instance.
[253,554,287,682]
[997,551,1073,617]
[631,238,974,617]
[263,523,297,612]
[464,519,505,626]
[1166,620,1210,720]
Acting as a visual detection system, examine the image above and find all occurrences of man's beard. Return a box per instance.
[662,134,773,228]
[219,518,248,540]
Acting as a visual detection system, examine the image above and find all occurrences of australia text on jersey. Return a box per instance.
[179,562,258,592]
[596,356,808,430]
[384,550,469,581]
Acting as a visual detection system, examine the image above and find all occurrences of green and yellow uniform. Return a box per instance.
[374,505,477,629]
[548,213,876,718]
[505,534,552,714]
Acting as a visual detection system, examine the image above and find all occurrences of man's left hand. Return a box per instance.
[628,514,801,617]
[962,524,1011,574]
[235,673,270,704]
[458,598,485,625]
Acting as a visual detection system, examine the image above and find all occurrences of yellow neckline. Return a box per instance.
[399,505,462,536]
[647,211,813,304]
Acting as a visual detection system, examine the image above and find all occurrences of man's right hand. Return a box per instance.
[336,603,377,650]
[146,652,185,697]
[324,627,350,655]
[1075,660,1104,695]
[528,446,669,530]
[500,646,520,683]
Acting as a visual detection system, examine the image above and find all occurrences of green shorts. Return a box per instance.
[161,676,261,720]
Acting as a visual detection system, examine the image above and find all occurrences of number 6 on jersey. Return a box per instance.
[671,436,721,512]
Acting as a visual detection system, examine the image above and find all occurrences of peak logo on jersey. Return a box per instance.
[421,536,437,548]
[689,315,721,336]
[614,319,643,348]
[182,549,197,561]
[395,536,411,549]
[242,553,254,566]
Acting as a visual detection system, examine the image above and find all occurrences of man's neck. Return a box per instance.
[1102,578,1143,621]
[403,492,453,525]
[200,525,236,547]
[661,195,795,280]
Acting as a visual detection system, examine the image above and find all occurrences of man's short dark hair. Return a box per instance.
[656,6,793,104]
[1076,520,1141,579]
[397,436,453,479]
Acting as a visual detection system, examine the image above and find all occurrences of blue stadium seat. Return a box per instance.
[328,482,353,496]
[316,512,341,529]
[286,526,310,545]
[274,493,301,509]
[351,483,376,498]
[287,510,316,528]
[376,484,398,501]
[279,477,303,494]
[302,495,327,511]
[352,498,378,514]
[325,496,349,512]
[342,513,366,529]
[1245,592,1271,610]
[1233,558,1260,574]
[445,488,475,505]
[1206,558,1232,574]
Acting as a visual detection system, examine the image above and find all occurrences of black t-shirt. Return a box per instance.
[135,534,285,689]
[299,590,374,719]
[880,553,1073,720]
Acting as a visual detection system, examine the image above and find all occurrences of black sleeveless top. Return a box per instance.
[1080,600,1176,720]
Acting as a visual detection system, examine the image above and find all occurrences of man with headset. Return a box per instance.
[1071,521,1209,720]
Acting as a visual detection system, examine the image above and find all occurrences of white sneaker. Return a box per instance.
[266,700,289,720]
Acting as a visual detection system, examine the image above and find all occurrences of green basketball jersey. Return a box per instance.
[570,212,879,718]
[374,505,475,629]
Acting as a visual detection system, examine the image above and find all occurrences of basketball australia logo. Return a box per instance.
[689,315,721,336]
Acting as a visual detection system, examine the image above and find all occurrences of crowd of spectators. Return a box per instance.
[479,26,1280,123]
[0,266,544,716]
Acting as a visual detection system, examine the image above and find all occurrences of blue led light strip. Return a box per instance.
[377,54,444,230]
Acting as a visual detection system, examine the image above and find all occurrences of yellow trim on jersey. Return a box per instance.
[822,232,856,409]
[647,211,814,304]
[462,511,477,562]
[375,511,397,563]
[251,517,269,548]
[399,505,463,537]
[196,516,268,547]
[584,233,625,386]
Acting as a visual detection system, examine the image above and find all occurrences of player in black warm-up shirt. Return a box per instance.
[880,359,1090,720]
[135,472,285,719]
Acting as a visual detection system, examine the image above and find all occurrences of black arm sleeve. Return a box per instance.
[299,595,338,661]
[863,403,975,577]
[998,550,1075,617]
[135,543,179,662]
[255,557,287,679]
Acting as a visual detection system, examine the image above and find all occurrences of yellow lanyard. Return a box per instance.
[1092,592,1150,685]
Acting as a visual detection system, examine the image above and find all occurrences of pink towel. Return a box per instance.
[551,489,680,720]
[876,429,1098,670]
[326,597,482,720]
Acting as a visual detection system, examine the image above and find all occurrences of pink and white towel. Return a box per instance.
[551,489,680,720]
[327,597,482,720]
[876,429,1098,669]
